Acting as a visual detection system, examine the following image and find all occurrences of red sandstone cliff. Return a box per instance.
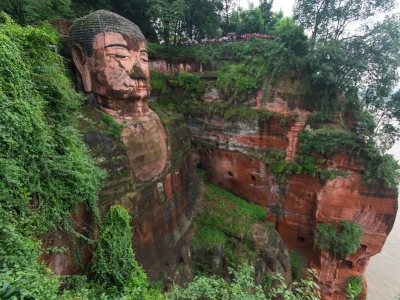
[165,69,399,299]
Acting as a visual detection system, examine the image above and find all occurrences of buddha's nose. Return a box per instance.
[130,65,147,79]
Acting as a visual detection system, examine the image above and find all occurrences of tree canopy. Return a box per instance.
[293,0,400,150]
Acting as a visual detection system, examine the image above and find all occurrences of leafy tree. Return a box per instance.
[220,0,235,33]
[148,0,221,43]
[293,0,396,44]
[0,0,74,25]
[364,90,400,152]
[186,0,222,40]
[237,3,263,34]
[294,0,400,146]
[272,17,308,75]
[259,0,273,33]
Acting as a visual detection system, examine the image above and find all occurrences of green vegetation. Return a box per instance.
[361,138,400,189]
[289,249,306,281]
[154,93,273,124]
[249,144,347,191]
[314,221,363,259]
[150,71,207,100]
[147,43,195,60]
[299,130,359,157]
[167,264,321,300]
[0,13,104,299]
[345,276,363,300]
[193,181,266,252]
[1,0,400,297]
[101,114,123,139]
[87,205,162,298]
[295,0,400,145]
[151,28,307,101]
[89,205,145,288]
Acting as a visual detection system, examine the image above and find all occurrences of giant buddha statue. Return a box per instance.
[67,10,200,281]
[69,10,167,181]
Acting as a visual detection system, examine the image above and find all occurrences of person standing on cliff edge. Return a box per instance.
[68,10,168,182]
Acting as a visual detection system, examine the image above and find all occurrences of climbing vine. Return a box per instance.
[89,206,148,290]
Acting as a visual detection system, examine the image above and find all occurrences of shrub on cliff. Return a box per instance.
[167,265,321,300]
[314,221,363,259]
[345,276,363,300]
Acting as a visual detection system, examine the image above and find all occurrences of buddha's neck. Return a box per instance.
[95,96,150,119]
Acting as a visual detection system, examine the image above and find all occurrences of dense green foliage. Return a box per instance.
[87,205,162,298]
[297,129,355,179]
[167,264,321,300]
[314,221,363,259]
[89,206,145,288]
[1,0,400,297]
[0,0,285,44]
[0,13,104,299]
[168,264,268,299]
[193,181,267,251]
[361,138,400,189]
[294,0,400,147]
[344,276,363,300]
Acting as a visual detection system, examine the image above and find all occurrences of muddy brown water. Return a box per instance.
[366,142,400,300]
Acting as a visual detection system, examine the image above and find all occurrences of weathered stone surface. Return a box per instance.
[193,223,291,286]
[39,203,97,275]
[149,59,202,74]
[185,85,398,299]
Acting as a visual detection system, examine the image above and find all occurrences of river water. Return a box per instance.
[366,142,400,300]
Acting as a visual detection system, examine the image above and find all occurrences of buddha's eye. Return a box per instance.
[107,54,129,59]
[140,50,148,63]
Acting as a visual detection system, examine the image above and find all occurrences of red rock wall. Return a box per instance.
[187,85,398,299]
[149,59,202,74]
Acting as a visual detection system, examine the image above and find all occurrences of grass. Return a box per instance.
[192,172,267,252]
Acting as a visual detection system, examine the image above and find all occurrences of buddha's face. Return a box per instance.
[75,32,150,102]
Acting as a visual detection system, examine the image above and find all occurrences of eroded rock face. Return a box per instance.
[193,224,291,286]
[184,80,398,299]
[149,59,202,74]
[39,203,97,275]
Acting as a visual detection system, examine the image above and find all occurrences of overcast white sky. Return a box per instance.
[241,0,295,16]
[271,0,295,16]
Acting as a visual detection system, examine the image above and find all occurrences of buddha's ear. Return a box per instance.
[71,46,92,92]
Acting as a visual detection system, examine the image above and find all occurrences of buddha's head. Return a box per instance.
[69,10,150,116]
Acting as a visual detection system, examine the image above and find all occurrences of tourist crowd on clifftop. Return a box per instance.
[178,33,275,45]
